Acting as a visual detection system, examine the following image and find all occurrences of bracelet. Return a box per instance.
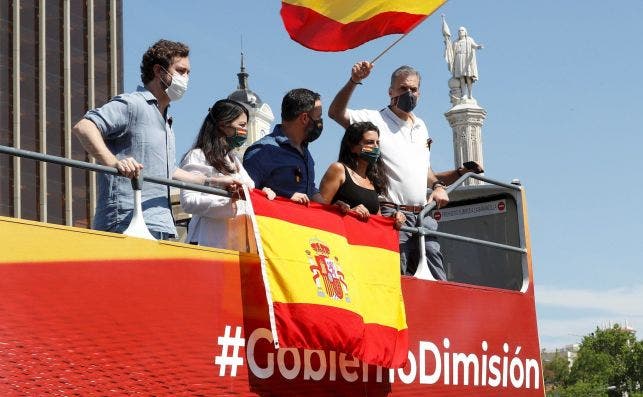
[349,78,362,85]
[432,180,446,190]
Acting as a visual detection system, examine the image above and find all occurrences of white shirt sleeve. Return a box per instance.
[347,108,380,124]
[179,149,236,219]
[232,155,255,189]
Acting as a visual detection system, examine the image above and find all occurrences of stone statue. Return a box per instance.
[442,15,482,100]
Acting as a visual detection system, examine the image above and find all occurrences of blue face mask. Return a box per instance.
[359,146,381,164]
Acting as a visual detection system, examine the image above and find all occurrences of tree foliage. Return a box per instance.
[543,353,570,387]
[546,324,642,396]
[554,380,611,397]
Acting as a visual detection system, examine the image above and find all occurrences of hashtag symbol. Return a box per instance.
[214,325,245,377]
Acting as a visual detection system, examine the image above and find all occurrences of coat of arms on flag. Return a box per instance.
[247,189,408,368]
[306,238,350,302]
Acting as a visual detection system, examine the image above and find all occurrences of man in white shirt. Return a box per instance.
[328,61,481,279]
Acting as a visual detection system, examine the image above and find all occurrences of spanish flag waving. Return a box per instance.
[281,0,447,51]
[248,190,408,368]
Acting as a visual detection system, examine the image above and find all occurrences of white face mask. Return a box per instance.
[162,68,189,101]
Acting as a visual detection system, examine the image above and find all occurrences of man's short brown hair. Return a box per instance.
[140,39,189,85]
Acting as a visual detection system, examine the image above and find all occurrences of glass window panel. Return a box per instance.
[20,159,40,221]
[436,194,524,291]
[72,168,89,227]
[46,165,65,225]
[0,0,14,216]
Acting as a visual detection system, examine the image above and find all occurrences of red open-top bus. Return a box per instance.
[0,146,544,396]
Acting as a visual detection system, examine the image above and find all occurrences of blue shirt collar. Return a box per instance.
[137,85,160,103]
[271,124,289,144]
[272,124,308,149]
[137,85,171,118]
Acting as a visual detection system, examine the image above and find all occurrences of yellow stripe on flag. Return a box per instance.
[257,214,405,331]
[282,0,443,24]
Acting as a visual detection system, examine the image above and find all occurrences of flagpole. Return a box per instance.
[369,32,410,64]
[369,13,431,64]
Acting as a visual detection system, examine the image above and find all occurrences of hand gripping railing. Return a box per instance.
[0,145,231,197]
[1,145,527,259]
[401,172,527,280]
[0,145,232,239]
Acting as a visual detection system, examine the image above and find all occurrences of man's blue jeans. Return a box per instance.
[381,206,446,280]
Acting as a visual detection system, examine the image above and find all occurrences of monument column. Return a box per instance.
[445,98,486,186]
[441,16,486,186]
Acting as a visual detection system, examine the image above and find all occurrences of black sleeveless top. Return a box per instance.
[332,165,380,214]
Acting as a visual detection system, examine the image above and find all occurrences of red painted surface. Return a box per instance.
[0,253,543,396]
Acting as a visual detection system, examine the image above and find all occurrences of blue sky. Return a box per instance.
[123,0,643,349]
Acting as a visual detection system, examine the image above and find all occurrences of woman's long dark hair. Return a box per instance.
[337,121,389,194]
[188,99,249,175]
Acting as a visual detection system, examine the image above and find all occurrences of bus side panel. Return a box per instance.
[0,218,394,396]
[0,257,251,396]
[393,278,544,395]
[0,218,544,396]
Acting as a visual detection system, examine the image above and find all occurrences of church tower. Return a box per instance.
[227,53,274,155]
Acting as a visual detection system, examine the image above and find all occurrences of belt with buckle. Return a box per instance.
[380,202,424,214]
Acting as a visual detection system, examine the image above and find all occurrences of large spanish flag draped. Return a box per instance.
[281,0,447,51]
[248,190,408,368]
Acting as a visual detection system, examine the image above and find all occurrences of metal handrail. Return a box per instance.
[0,145,231,197]
[418,172,521,220]
[412,229,526,254]
[0,144,526,256]
[400,172,526,253]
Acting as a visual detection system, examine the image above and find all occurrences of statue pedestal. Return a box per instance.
[445,99,487,186]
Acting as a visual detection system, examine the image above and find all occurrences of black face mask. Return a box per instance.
[307,117,323,143]
[225,128,248,149]
[394,90,417,113]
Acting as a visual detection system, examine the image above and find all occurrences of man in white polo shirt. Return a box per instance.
[329,61,481,279]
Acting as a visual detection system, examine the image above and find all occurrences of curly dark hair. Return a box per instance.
[140,39,190,85]
[187,99,249,175]
[338,122,389,195]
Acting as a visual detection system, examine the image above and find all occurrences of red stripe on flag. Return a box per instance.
[250,190,399,252]
[281,3,426,51]
[273,303,408,368]
[342,212,399,252]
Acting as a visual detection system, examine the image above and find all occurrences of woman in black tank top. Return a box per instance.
[319,122,404,228]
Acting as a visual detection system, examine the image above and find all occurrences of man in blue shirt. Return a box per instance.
[244,88,324,205]
[73,39,232,240]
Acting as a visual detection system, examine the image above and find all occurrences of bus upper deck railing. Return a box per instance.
[0,145,231,198]
[0,144,526,256]
[401,172,527,255]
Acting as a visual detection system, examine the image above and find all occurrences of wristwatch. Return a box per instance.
[432,180,446,190]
